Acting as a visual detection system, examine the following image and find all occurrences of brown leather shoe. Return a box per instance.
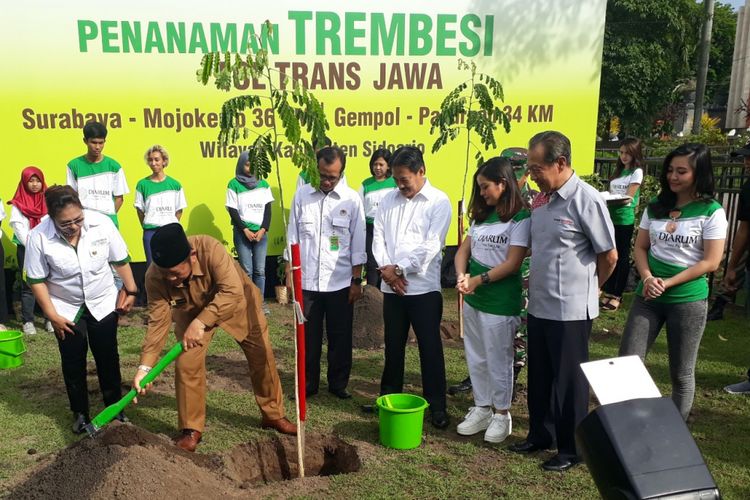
[173,429,202,452]
[261,417,297,436]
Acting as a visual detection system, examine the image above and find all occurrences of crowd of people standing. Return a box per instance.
[0,121,747,465]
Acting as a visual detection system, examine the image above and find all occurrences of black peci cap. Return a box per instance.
[150,223,191,268]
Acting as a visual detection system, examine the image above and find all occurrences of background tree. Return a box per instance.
[598,0,737,138]
[705,2,738,107]
[598,0,700,137]
[429,59,510,205]
[196,22,329,225]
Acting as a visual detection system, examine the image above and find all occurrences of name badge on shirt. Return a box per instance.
[330,235,340,251]
[89,238,108,258]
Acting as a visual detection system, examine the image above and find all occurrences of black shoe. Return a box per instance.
[706,300,726,321]
[361,404,376,414]
[508,440,550,454]
[328,388,352,399]
[541,454,582,472]
[447,376,472,395]
[430,410,450,429]
[115,411,129,423]
[72,413,90,434]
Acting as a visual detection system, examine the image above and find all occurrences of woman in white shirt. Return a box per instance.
[24,185,139,434]
[601,137,644,311]
[8,166,53,335]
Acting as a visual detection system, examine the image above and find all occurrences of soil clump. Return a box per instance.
[6,422,361,499]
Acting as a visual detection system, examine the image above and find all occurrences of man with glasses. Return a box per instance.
[508,131,617,471]
[286,146,366,399]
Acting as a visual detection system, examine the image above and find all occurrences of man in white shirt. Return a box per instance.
[286,146,367,399]
[372,146,452,428]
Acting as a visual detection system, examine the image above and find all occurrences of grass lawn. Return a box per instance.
[1,289,749,498]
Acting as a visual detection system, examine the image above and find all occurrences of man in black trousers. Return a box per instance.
[286,146,367,399]
[372,146,453,428]
[508,131,616,471]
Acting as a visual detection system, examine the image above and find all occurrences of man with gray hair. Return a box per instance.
[508,131,617,471]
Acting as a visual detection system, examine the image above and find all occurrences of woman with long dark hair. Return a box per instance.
[619,143,727,420]
[601,137,644,311]
[454,157,530,443]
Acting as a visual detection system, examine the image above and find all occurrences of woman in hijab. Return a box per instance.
[225,151,274,314]
[8,166,51,335]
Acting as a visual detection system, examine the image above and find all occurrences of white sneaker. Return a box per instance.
[724,380,750,394]
[23,322,37,335]
[484,412,512,443]
[45,320,54,333]
[456,406,493,436]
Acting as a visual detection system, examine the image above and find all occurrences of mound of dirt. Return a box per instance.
[352,286,385,349]
[7,423,360,499]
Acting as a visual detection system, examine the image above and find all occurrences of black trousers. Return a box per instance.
[602,224,634,298]
[365,223,381,287]
[303,287,353,393]
[526,314,591,458]
[380,291,446,412]
[56,308,122,415]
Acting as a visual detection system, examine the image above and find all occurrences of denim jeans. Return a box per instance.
[17,245,37,323]
[233,226,268,298]
[142,228,157,269]
[619,296,708,420]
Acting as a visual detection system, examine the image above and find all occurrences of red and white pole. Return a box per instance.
[290,243,306,477]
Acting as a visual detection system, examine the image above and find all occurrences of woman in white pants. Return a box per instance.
[454,157,530,443]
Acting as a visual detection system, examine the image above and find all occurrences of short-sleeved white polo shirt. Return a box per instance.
[24,210,131,322]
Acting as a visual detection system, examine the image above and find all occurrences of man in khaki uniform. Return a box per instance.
[133,223,295,452]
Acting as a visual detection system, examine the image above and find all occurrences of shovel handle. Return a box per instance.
[141,342,184,386]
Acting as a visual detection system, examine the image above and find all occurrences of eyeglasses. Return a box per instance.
[319,174,340,183]
[56,215,85,228]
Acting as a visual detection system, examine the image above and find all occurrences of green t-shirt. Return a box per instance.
[607,168,643,226]
[134,176,187,229]
[635,199,727,303]
[464,210,531,315]
[359,176,397,223]
[66,155,128,228]
[225,178,273,231]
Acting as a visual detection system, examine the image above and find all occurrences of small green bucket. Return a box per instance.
[0,330,26,369]
[376,393,429,450]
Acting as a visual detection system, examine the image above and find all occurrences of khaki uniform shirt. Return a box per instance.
[140,235,261,366]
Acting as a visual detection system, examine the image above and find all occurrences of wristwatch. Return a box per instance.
[481,272,491,284]
[351,277,363,285]
[394,265,403,277]
[124,288,139,296]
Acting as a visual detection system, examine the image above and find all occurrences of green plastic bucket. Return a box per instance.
[0,330,26,369]
[376,393,429,449]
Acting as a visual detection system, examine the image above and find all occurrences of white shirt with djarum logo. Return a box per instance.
[225,178,274,231]
[638,199,727,303]
[466,210,530,316]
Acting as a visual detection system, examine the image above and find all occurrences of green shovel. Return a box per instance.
[83,342,184,438]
